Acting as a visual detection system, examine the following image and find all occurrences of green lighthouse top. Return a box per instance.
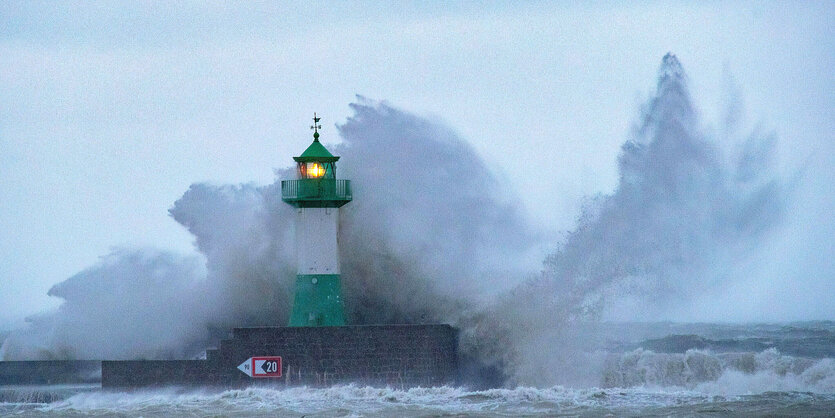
[294,113,339,163]
[281,113,352,208]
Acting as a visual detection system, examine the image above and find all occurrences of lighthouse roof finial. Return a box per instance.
[310,112,322,141]
[295,112,339,162]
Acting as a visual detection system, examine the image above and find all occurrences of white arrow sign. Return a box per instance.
[237,356,282,378]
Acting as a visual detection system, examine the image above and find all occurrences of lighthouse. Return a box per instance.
[281,114,352,326]
[102,115,457,388]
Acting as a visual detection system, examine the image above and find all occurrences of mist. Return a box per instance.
[0,95,539,362]
[464,54,789,386]
[0,54,814,389]
[541,53,785,321]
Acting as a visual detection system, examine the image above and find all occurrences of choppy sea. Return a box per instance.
[2,321,834,417]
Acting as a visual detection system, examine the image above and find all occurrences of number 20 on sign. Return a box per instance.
[237,356,282,378]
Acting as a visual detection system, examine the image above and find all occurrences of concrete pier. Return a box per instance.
[103,324,458,388]
[0,361,101,385]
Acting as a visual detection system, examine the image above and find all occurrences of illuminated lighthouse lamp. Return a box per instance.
[300,161,326,178]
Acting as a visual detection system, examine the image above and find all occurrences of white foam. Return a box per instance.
[29,384,716,416]
[602,348,835,395]
[697,356,835,395]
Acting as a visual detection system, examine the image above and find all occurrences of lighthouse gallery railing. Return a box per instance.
[281,179,352,207]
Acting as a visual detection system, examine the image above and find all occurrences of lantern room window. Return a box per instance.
[298,161,335,179]
[309,163,324,178]
[300,162,325,178]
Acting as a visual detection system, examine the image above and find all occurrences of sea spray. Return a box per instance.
[335,98,540,324]
[464,53,787,386]
[0,98,539,366]
[170,182,297,329]
[0,250,210,360]
[538,53,785,320]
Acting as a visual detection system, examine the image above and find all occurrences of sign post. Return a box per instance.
[237,356,282,378]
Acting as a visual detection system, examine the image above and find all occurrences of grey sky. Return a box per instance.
[1,1,833,326]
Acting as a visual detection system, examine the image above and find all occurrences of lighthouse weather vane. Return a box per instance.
[310,112,322,140]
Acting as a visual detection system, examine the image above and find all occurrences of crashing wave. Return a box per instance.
[602,348,835,394]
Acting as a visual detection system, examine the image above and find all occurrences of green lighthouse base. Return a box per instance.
[289,274,346,327]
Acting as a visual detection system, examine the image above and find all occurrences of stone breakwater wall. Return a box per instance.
[0,361,101,385]
[103,324,458,388]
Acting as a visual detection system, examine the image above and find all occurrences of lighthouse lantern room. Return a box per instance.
[281,113,352,326]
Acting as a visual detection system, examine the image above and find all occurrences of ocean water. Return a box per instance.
[2,322,834,417]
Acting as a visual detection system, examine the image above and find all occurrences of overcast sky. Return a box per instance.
[1,1,833,326]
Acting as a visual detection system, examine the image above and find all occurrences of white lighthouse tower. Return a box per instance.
[281,114,352,326]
